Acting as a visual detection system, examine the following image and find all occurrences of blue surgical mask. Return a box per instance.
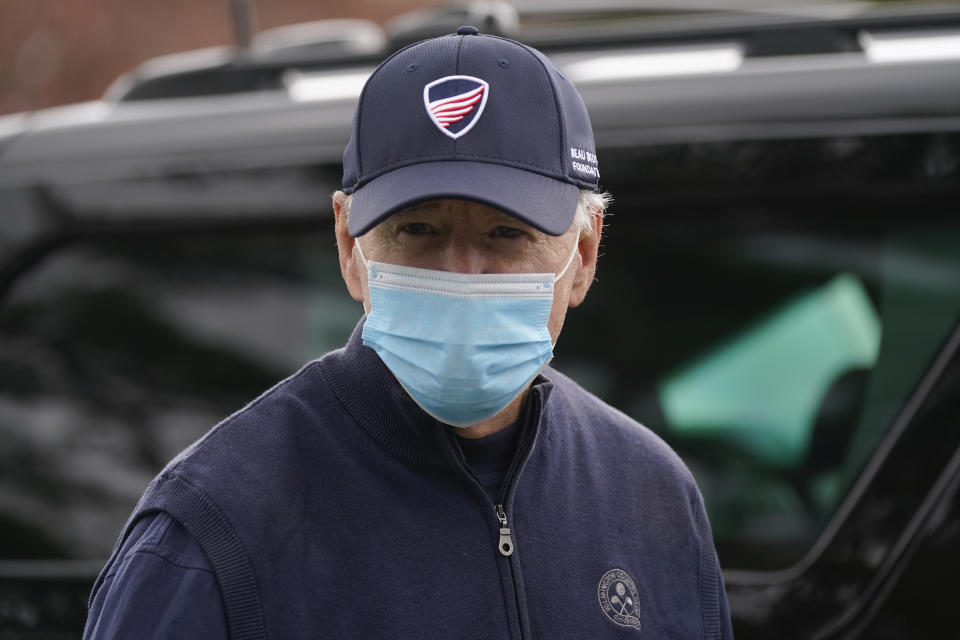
[356,237,579,427]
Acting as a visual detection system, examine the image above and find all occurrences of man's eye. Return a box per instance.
[495,226,523,238]
[400,222,432,235]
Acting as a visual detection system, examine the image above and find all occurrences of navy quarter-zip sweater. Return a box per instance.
[85,321,733,639]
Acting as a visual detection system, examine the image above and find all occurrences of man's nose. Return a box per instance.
[436,238,488,274]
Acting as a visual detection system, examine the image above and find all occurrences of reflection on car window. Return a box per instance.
[660,271,881,469]
[0,228,357,560]
[557,196,960,570]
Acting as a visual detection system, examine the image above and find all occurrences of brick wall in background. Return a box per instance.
[0,0,436,116]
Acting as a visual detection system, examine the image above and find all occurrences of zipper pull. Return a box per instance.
[496,504,514,557]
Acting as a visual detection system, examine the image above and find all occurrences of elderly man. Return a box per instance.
[84,27,732,639]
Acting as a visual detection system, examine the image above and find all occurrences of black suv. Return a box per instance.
[2,2,959,637]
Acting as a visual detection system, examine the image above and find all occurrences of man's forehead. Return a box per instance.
[388,199,526,225]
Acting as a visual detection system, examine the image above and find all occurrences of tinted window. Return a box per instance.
[0,225,357,559]
[556,133,960,570]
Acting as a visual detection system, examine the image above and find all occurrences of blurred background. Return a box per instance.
[0,0,436,116]
[0,0,941,116]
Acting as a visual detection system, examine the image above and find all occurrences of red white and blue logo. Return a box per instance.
[423,75,489,140]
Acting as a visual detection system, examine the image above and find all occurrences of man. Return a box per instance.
[84,27,732,639]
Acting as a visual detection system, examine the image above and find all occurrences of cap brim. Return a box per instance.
[347,161,580,237]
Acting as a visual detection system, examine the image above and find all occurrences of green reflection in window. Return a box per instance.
[659,272,880,468]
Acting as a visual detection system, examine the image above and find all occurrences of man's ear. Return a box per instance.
[332,191,365,303]
[568,209,602,308]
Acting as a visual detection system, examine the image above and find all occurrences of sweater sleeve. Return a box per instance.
[83,512,228,639]
[694,488,735,640]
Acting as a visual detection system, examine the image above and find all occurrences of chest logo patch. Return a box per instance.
[423,75,489,139]
[598,568,642,631]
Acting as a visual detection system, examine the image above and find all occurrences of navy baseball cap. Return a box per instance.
[341,26,599,237]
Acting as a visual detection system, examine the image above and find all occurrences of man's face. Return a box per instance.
[333,195,601,345]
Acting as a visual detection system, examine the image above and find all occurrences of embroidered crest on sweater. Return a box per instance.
[598,568,642,631]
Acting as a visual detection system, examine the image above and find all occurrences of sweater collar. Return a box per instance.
[318,317,553,468]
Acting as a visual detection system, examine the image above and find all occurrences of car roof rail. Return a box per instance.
[103,1,960,103]
[105,1,521,104]
[104,18,386,103]
[251,19,387,63]
[384,1,519,50]
[521,2,960,57]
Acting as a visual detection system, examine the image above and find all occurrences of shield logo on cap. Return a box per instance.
[423,75,489,140]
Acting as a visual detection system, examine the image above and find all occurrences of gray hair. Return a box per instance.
[575,189,611,235]
[339,189,610,236]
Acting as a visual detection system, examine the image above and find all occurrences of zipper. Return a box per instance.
[490,388,541,556]
[492,404,540,640]
[440,386,545,638]
[495,503,514,557]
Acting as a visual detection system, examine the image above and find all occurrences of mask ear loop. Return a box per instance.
[548,233,581,350]
[354,238,369,268]
[554,233,581,283]
[353,239,375,316]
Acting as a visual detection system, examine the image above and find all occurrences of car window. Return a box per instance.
[0,226,357,560]
[555,133,960,570]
